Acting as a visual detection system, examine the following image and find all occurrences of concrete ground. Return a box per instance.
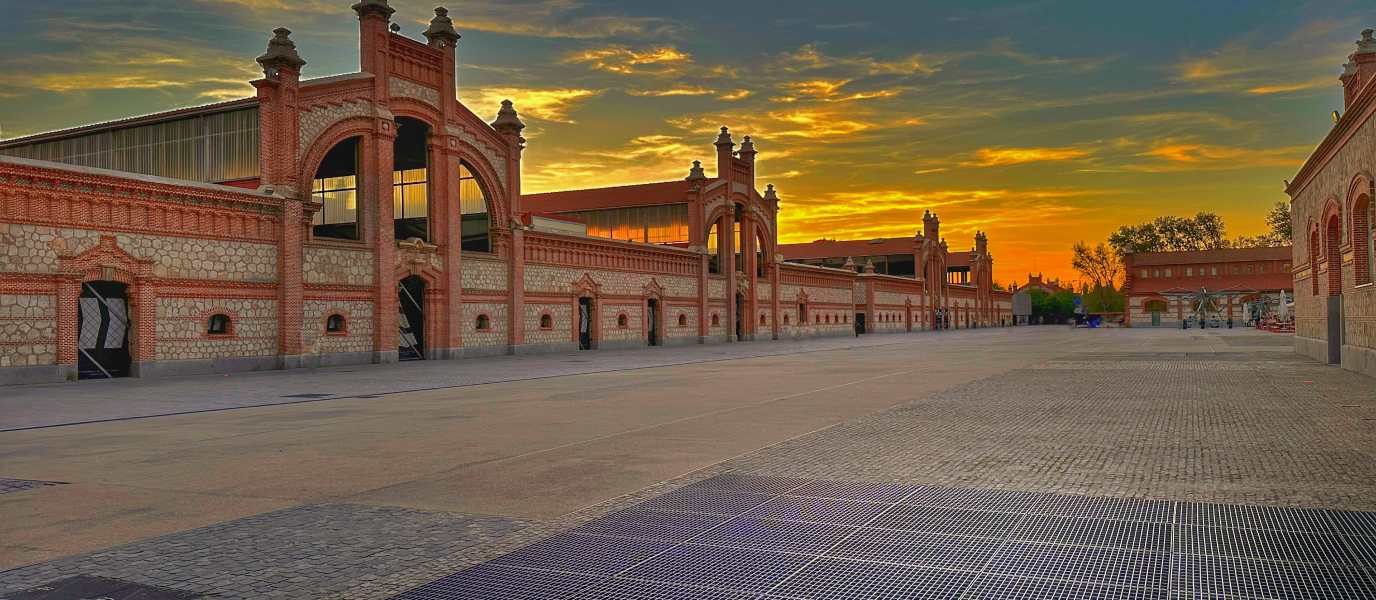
[1,326,1372,599]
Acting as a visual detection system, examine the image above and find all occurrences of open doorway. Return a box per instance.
[398,276,425,360]
[578,297,593,350]
[735,293,744,341]
[77,281,131,379]
[647,298,659,346]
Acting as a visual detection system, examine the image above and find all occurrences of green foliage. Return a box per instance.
[1235,201,1292,248]
[1108,212,1231,255]
[1028,289,1077,320]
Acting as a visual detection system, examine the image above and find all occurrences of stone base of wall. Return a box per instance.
[133,355,286,379]
[1341,344,1376,378]
[300,351,375,369]
[512,342,581,355]
[661,336,698,347]
[0,363,77,386]
[783,329,854,341]
[593,338,649,351]
[700,334,733,345]
[1295,335,1327,364]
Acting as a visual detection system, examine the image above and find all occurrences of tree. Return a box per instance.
[1028,289,1077,323]
[1071,241,1127,313]
[1108,212,1231,255]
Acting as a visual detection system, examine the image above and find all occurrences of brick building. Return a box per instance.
[1008,273,1069,295]
[1122,247,1294,328]
[0,0,1007,385]
[1285,28,1376,378]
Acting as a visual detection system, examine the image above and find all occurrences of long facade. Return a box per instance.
[0,1,1006,385]
[1122,247,1294,328]
[1285,28,1376,378]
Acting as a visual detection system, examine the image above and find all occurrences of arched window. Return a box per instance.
[798,303,807,324]
[312,137,360,240]
[707,222,721,274]
[734,204,745,273]
[1310,229,1320,296]
[1356,193,1373,286]
[678,314,687,327]
[208,314,230,335]
[783,314,790,324]
[393,117,431,242]
[475,314,491,331]
[539,314,553,329]
[617,314,628,328]
[711,314,720,327]
[759,314,767,325]
[459,163,491,253]
[815,315,821,324]
[326,314,346,333]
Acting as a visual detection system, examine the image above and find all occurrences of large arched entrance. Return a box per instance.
[77,281,132,379]
[398,275,426,361]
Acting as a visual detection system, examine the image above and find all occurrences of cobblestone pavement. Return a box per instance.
[2,328,1002,431]
[0,504,532,600]
[4,327,1370,599]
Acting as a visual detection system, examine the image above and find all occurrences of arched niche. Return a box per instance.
[459,161,493,253]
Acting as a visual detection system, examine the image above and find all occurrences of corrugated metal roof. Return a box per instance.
[0,98,256,149]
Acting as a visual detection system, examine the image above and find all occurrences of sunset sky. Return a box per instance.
[2,0,1373,286]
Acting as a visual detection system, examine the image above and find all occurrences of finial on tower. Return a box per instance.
[714,126,734,148]
[424,6,461,46]
[352,0,395,20]
[256,27,306,75]
[763,183,778,201]
[491,99,526,135]
[1359,28,1376,54]
[686,160,707,181]
[738,135,757,161]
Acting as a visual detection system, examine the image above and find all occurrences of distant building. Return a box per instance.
[1122,247,1294,328]
[1009,273,1069,295]
[1285,28,1376,378]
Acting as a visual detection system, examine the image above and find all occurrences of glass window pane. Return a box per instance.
[394,184,403,216]
[393,170,402,185]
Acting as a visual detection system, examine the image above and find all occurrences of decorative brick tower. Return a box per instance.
[1341,29,1376,109]
[253,28,308,365]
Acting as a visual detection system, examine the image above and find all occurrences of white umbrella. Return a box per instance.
[1278,290,1288,318]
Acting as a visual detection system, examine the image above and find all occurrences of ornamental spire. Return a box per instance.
[424,7,461,46]
[256,27,306,75]
[491,99,526,135]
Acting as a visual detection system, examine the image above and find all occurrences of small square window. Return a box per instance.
[208,314,230,335]
[1153,269,1160,278]
[1259,265,1266,274]
[1186,267,1194,277]
[1210,266,1218,276]
[1165,268,1172,277]
[1140,269,1148,278]
[1283,263,1291,273]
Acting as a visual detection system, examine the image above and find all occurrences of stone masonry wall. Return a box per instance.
[523,302,570,346]
[0,293,56,367]
[1,224,276,281]
[463,257,508,291]
[304,247,374,286]
[463,302,507,347]
[156,298,278,361]
[303,300,374,355]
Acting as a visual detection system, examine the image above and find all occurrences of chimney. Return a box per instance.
[975,230,988,254]
[1343,29,1376,109]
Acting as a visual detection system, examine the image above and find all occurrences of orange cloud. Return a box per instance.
[963,147,1090,167]
[462,87,602,123]
[565,45,692,74]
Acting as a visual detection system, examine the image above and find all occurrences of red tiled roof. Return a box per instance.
[1128,246,1293,266]
[1125,272,1294,295]
[0,98,257,149]
[946,252,971,268]
[777,237,918,260]
[521,180,707,213]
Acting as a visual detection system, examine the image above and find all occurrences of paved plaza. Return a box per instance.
[1,327,1374,599]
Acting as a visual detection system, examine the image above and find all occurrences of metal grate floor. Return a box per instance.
[388,474,1376,600]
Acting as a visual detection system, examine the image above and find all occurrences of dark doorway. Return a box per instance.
[578,297,593,350]
[647,298,659,346]
[1327,295,1343,364]
[77,281,131,379]
[398,276,425,360]
[735,293,744,341]
[855,312,866,335]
